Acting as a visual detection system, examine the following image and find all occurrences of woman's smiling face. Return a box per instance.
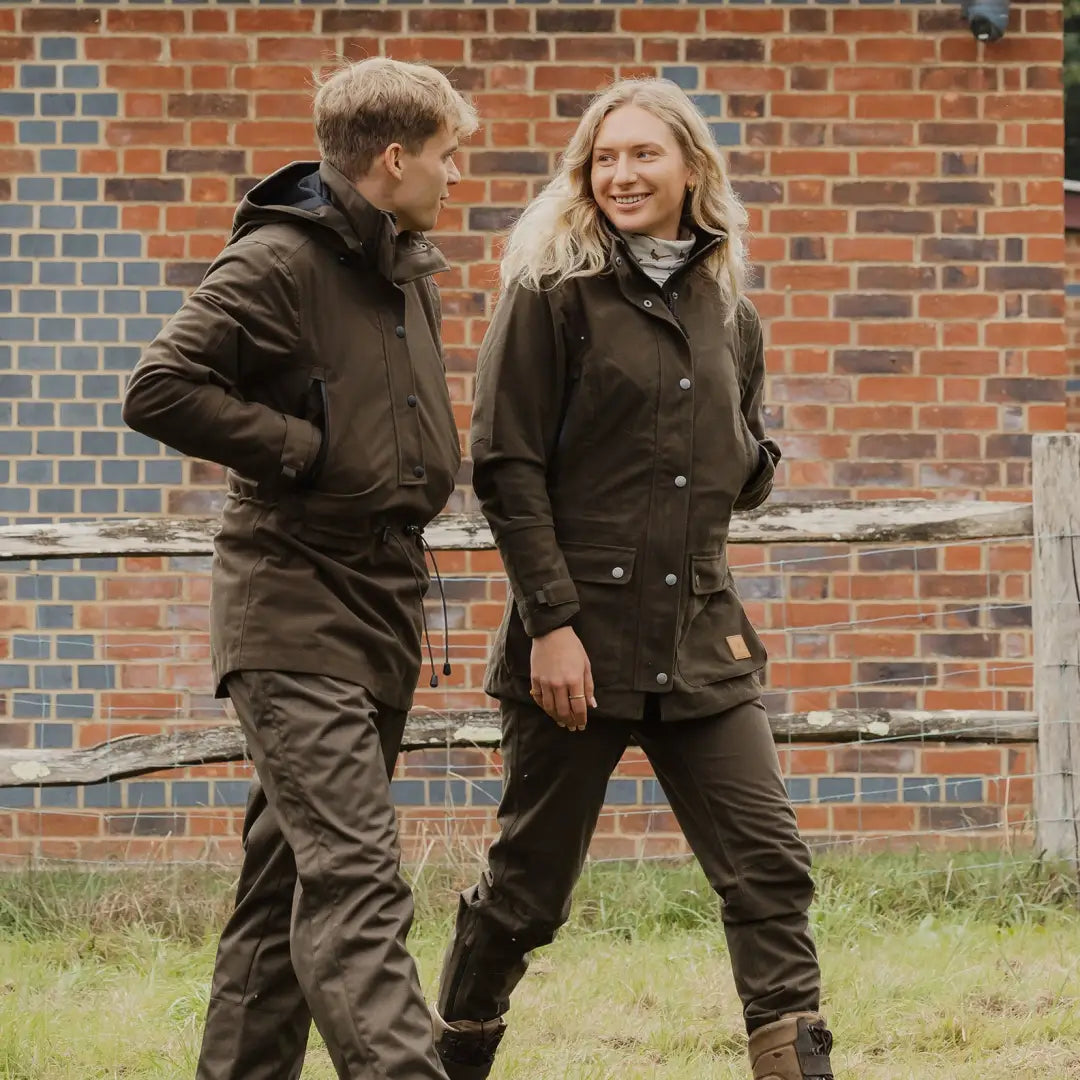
[590,104,693,242]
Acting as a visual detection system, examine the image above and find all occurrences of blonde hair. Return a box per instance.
[313,57,478,181]
[500,78,749,313]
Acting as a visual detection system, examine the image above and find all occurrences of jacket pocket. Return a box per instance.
[562,541,636,685]
[677,551,768,688]
[303,367,330,486]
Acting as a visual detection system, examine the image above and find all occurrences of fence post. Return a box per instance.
[1033,433,1080,861]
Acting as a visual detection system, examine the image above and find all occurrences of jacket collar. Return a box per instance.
[604,214,725,290]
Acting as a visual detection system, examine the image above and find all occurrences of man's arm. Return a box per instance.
[122,238,322,485]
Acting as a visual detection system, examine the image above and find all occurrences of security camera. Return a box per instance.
[960,0,1010,42]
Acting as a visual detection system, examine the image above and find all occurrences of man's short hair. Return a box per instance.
[313,57,478,181]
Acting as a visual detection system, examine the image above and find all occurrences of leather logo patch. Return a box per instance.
[726,634,752,661]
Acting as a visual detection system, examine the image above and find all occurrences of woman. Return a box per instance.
[432,79,834,1080]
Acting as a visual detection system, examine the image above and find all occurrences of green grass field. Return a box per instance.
[1,853,1078,1079]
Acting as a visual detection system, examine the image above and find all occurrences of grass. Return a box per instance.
[1,852,1079,1079]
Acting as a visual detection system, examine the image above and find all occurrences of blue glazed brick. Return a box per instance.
[15,574,53,599]
[41,93,78,117]
[471,779,502,805]
[0,317,34,339]
[57,635,95,659]
[14,693,50,718]
[35,665,73,691]
[58,576,96,601]
[18,401,55,425]
[41,148,78,172]
[605,778,639,804]
[0,664,31,688]
[38,489,75,513]
[37,430,75,454]
[429,780,467,804]
[129,782,167,808]
[82,93,120,117]
[104,234,142,258]
[83,263,119,285]
[691,94,723,117]
[77,665,114,690]
[82,205,118,229]
[710,123,742,146]
[213,781,251,806]
[41,786,79,807]
[123,263,159,286]
[818,777,856,803]
[62,233,99,258]
[13,635,51,660]
[172,781,210,807]
[903,776,940,803]
[81,430,118,455]
[19,235,56,258]
[124,431,160,455]
[785,778,812,804]
[641,779,670,805]
[62,65,101,89]
[146,290,185,315]
[79,558,118,571]
[84,782,125,809]
[0,488,31,512]
[103,346,140,370]
[55,692,95,718]
[0,237,8,257]
[62,177,100,201]
[102,459,139,484]
[0,92,37,115]
[61,345,99,370]
[0,345,9,370]
[0,205,33,228]
[0,432,32,454]
[662,66,699,90]
[945,777,983,803]
[861,777,899,803]
[17,177,56,201]
[39,318,77,342]
[40,262,76,285]
[391,780,426,805]
[104,291,140,315]
[82,319,120,343]
[40,374,77,397]
[0,261,33,284]
[61,291,100,315]
[125,317,163,342]
[59,461,96,484]
[61,120,99,143]
[0,789,35,809]
[145,459,183,485]
[19,121,58,143]
[0,290,10,313]
[40,205,77,229]
[19,290,58,314]
[82,373,120,398]
[16,460,54,484]
[102,403,124,427]
[21,65,58,88]
[42,38,78,61]
[81,489,118,512]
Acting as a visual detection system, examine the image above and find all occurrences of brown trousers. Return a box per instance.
[195,671,447,1080]
[437,695,821,1035]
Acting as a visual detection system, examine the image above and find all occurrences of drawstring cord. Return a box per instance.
[385,524,452,688]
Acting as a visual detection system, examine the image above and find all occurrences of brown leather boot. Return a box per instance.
[748,1013,834,1080]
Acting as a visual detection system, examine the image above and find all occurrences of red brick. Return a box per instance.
[86,37,162,61]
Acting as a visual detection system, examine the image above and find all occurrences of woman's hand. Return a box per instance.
[530,626,598,731]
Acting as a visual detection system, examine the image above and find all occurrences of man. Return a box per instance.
[122,57,477,1080]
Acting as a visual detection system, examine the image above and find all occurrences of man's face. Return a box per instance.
[391,124,461,233]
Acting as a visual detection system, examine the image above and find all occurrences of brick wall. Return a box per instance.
[0,1,1064,863]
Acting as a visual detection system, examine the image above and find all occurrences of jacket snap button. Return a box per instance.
[413,465,425,478]
[655,672,669,685]
[611,566,624,579]
[407,394,417,407]
[671,291,679,300]
[665,573,677,586]
[679,378,691,390]
[395,325,406,338]
[643,299,653,308]
[615,256,623,265]
[674,475,687,488]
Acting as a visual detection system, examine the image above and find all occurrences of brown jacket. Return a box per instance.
[122,161,461,709]
[472,227,781,720]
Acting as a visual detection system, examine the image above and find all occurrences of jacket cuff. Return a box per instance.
[517,578,580,638]
[734,445,776,511]
[280,414,322,480]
